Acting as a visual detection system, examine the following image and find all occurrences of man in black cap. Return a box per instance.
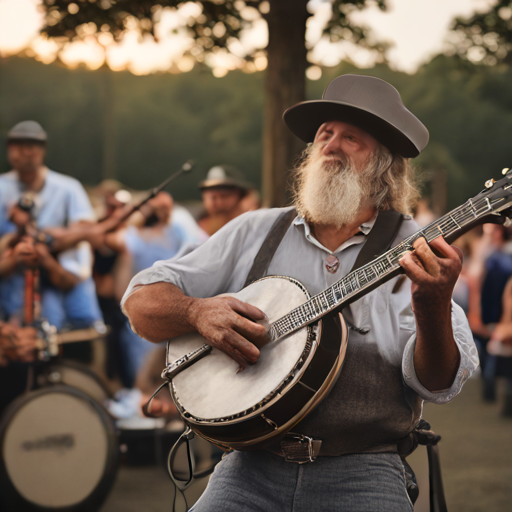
[198,165,257,235]
[122,75,477,511]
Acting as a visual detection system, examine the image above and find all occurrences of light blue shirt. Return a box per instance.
[124,205,208,275]
[0,169,94,235]
[0,169,95,322]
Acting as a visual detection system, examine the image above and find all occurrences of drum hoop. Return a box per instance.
[41,359,113,399]
[169,275,319,426]
[0,385,119,512]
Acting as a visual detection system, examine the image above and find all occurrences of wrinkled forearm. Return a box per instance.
[413,297,460,392]
[122,282,199,342]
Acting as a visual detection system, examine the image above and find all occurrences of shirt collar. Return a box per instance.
[293,212,378,254]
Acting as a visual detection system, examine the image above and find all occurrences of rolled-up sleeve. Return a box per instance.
[121,264,183,311]
[402,300,479,403]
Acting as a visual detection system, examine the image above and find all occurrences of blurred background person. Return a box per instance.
[0,121,104,333]
[198,165,259,236]
[90,181,136,388]
[469,224,512,414]
[465,226,512,356]
[486,273,512,416]
[97,191,206,402]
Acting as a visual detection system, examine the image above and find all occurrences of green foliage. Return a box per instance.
[450,1,512,65]
[42,1,261,61]
[2,53,512,209]
[0,56,264,200]
[324,0,388,55]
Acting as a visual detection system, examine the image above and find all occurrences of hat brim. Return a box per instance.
[283,100,422,158]
[7,136,47,143]
[198,178,252,191]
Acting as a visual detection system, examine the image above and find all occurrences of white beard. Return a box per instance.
[293,146,374,228]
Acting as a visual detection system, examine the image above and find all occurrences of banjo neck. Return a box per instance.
[268,196,507,343]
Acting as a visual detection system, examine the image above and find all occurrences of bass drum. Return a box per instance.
[0,385,118,512]
[37,360,112,405]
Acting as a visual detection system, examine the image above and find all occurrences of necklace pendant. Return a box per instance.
[325,254,340,274]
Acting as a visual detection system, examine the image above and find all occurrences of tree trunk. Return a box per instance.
[262,0,308,207]
[431,167,447,216]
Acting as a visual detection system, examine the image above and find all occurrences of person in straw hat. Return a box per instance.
[122,75,477,511]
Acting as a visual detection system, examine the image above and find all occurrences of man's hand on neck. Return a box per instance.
[310,204,376,252]
[18,165,48,192]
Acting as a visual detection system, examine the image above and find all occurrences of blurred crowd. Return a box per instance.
[0,120,259,423]
[416,200,512,417]
[1,120,511,427]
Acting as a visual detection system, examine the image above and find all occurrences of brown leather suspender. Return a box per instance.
[244,208,298,288]
[349,210,403,272]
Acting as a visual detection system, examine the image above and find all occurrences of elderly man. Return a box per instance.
[122,75,477,511]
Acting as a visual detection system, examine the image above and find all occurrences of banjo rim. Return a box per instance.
[168,275,318,426]
[194,312,348,450]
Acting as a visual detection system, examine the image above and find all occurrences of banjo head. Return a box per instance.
[166,276,314,422]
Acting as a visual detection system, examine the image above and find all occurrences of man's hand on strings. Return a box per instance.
[187,296,268,370]
[399,237,463,391]
[399,237,463,313]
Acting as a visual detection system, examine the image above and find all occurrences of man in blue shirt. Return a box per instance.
[0,120,102,329]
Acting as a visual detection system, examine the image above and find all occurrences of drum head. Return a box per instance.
[39,360,112,405]
[0,385,118,512]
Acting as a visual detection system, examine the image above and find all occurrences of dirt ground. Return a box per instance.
[101,376,512,512]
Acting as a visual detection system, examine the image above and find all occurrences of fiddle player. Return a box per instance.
[122,75,478,511]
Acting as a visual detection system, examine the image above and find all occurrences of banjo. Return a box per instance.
[162,170,512,451]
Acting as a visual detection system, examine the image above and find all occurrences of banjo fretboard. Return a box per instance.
[268,195,502,342]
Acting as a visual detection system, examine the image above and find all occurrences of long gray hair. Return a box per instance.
[291,143,420,218]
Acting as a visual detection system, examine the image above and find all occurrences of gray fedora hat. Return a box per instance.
[283,74,428,158]
[199,165,253,191]
[7,120,47,142]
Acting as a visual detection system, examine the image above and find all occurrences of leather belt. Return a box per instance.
[268,433,322,464]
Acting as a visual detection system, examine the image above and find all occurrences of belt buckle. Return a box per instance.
[283,433,316,464]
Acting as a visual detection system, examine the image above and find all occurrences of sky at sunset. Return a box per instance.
[0,0,496,76]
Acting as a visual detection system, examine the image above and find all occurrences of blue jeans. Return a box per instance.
[190,450,413,512]
[0,274,103,329]
[43,277,103,330]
